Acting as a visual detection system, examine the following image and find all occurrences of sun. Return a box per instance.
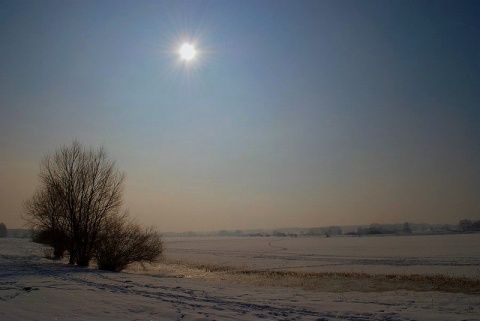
[179,43,196,61]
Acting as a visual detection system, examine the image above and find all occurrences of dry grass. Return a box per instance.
[139,259,480,295]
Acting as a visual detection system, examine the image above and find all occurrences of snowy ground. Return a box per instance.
[1,238,479,320]
[163,234,480,278]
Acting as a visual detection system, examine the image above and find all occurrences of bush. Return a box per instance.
[94,216,163,272]
[31,228,68,258]
[0,222,7,238]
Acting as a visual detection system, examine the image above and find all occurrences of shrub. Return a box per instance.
[31,228,68,258]
[94,216,163,272]
[0,222,7,238]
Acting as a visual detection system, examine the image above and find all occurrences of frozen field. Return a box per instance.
[164,234,480,278]
[1,237,479,320]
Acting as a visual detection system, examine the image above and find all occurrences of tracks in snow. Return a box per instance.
[1,249,417,321]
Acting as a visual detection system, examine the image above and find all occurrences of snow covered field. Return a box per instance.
[163,234,480,278]
[1,237,479,320]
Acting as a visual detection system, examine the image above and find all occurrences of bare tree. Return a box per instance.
[24,141,125,266]
[23,185,67,257]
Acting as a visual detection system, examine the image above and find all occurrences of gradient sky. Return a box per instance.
[1,0,479,232]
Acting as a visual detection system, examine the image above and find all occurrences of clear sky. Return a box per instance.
[1,0,479,232]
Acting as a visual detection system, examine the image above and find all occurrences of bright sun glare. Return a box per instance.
[179,43,196,61]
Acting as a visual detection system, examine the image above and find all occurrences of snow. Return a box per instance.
[1,237,479,320]
[164,234,480,278]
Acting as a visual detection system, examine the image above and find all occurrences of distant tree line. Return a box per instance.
[354,222,413,235]
[0,225,31,238]
[163,219,480,238]
[459,219,480,231]
[23,141,163,272]
[3,228,31,238]
[305,226,343,237]
[164,226,344,237]
[351,220,480,235]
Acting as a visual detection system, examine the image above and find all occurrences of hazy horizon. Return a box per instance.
[1,0,479,232]
[2,219,472,234]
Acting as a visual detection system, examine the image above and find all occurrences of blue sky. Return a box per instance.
[1,0,479,231]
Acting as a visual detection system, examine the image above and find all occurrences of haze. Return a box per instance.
[1,0,479,232]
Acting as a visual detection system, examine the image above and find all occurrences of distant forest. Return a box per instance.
[164,219,480,237]
[4,228,31,238]
[2,219,479,239]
